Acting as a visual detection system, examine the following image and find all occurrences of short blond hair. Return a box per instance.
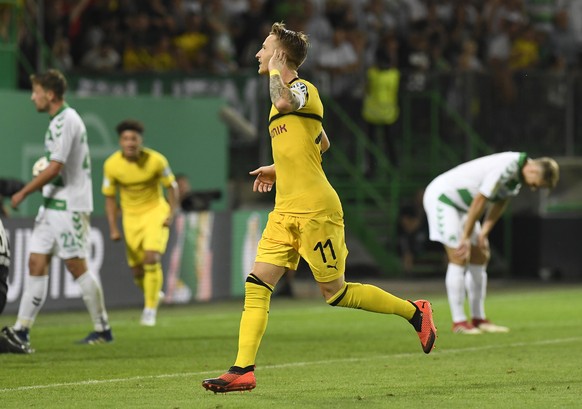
[270,22,309,70]
[534,157,559,189]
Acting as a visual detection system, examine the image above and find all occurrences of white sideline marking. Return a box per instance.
[1,336,580,393]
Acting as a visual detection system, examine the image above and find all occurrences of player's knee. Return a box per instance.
[245,274,274,293]
[318,277,345,303]
[244,274,273,309]
[64,258,88,278]
[470,248,489,265]
[325,282,349,306]
[28,254,47,276]
[131,266,144,278]
[143,251,160,265]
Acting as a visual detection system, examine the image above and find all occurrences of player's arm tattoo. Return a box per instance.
[270,75,301,111]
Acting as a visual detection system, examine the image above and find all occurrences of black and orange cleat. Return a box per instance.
[202,366,256,393]
[409,299,437,354]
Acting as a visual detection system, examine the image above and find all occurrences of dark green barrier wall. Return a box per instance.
[0,91,228,216]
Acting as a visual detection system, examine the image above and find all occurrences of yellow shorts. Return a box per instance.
[255,211,348,283]
[122,202,170,267]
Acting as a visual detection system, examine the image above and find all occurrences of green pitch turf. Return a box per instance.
[1,283,581,409]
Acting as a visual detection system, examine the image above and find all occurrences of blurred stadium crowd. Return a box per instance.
[12,0,582,82]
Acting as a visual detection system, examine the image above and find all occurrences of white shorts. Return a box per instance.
[29,206,91,259]
[423,183,481,249]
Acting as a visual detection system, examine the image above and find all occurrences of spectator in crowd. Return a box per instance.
[457,37,484,71]
[297,0,334,74]
[150,34,185,72]
[121,37,152,72]
[81,41,121,72]
[173,12,210,71]
[446,37,483,121]
[549,9,579,70]
[486,11,522,102]
[361,31,401,174]
[445,1,482,63]
[509,22,540,72]
[51,34,74,73]
[231,0,268,68]
[205,0,238,74]
[13,0,582,78]
[317,25,361,151]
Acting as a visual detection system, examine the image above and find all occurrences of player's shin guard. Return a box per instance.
[144,263,163,309]
[233,274,273,369]
[326,282,416,319]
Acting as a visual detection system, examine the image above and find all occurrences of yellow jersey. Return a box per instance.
[102,147,175,215]
[269,78,342,217]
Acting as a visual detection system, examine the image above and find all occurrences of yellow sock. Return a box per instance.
[327,282,416,319]
[134,276,144,292]
[143,263,163,309]
[234,274,273,368]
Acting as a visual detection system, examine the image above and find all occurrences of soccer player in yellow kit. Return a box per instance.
[202,22,437,393]
[102,119,178,326]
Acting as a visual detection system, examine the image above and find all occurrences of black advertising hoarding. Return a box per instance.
[2,217,143,314]
[2,212,236,314]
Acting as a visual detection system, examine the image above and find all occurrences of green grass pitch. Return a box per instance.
[1,283,581,408]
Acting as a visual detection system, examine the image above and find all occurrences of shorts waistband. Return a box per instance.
[43,197,67,210]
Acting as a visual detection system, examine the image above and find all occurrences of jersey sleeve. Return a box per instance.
[290,81,308,110]
[479,159,519,199]
[101,158,117,196]
[48,116,74,164]
[157,153,176,188]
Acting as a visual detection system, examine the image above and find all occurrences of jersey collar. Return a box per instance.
[50,102,69,119]
[518,152,528,183]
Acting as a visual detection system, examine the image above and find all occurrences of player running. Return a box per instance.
[201,22,437,394]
